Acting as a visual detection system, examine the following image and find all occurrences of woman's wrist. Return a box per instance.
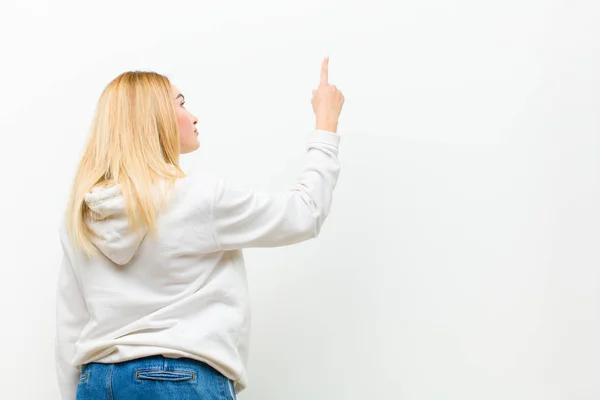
[316,119,338,133]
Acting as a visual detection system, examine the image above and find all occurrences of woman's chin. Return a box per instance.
[181,140,200,154]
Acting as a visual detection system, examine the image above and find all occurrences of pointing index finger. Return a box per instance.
[320,57,329,86]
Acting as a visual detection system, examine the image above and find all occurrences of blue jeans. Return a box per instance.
[76,355,237,400]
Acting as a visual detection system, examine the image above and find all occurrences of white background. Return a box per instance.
[1,0,599,399]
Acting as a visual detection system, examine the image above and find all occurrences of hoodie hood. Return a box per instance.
[84,184,148,265]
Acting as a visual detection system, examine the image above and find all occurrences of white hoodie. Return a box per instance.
[55,130,341,399]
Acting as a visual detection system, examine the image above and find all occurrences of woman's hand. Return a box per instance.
[312,57,345,133]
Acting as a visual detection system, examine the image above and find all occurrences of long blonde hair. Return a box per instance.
[67,71,185,256]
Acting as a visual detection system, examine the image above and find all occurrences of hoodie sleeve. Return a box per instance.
[55,233,89,400]
[210,130,341,251]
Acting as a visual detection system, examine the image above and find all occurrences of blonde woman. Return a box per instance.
[55,57,344,400]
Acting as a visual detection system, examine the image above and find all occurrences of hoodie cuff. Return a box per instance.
[308,130,341,148]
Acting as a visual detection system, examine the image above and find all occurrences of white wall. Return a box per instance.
[1,0,599,399]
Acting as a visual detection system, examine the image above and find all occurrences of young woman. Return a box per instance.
[55,57,344,399]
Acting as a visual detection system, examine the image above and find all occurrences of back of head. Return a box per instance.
[67,71,185,257]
